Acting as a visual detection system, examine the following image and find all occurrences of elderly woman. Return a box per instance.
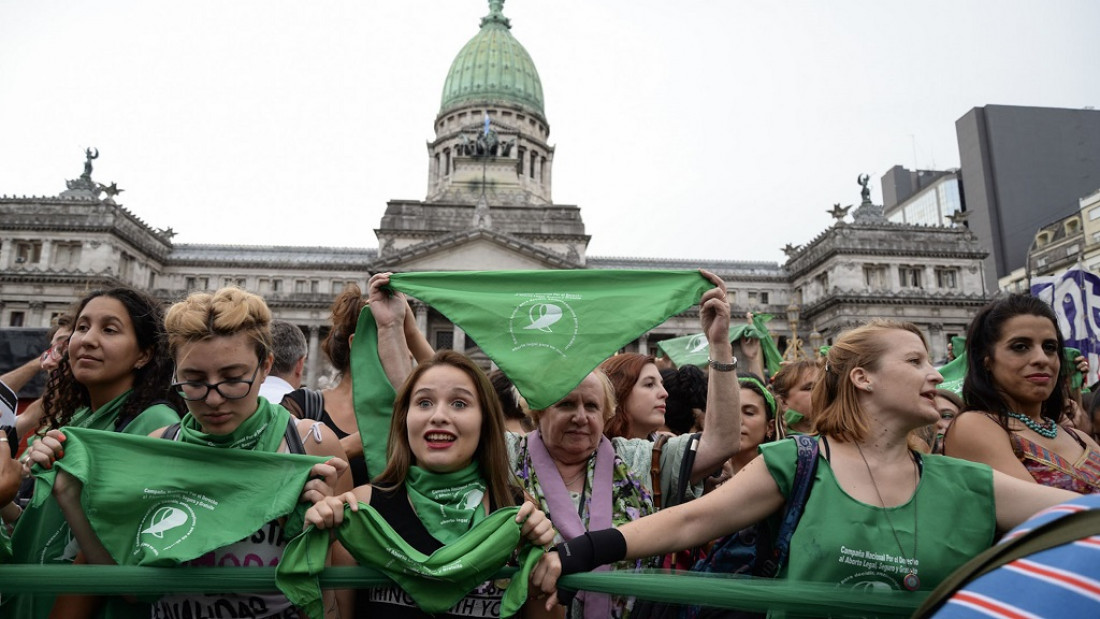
[945,294,1100,493]
[531,320,1078,614]
[506,270,740,618]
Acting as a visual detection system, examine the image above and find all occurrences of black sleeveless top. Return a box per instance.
[354,484,522,618]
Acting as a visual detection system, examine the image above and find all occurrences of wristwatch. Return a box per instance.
[708,357,738,372]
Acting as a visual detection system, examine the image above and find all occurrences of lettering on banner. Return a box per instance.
[367,581,506,617]
[837,544,919,590]
[1033,269,1100,386]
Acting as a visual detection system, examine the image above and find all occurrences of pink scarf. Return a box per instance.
[527,430,615,619]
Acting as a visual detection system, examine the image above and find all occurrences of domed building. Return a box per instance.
[0,0,989,387]
[375,0,588,271]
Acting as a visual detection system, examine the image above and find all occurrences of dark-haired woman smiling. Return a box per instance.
[945,294,1100,493]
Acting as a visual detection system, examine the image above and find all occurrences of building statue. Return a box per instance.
[82,147,99,179]
[857,173,871,203]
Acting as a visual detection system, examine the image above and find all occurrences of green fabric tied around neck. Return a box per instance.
[657,313,783,376]
[351,304,397,480]
[387,270,713,410]
[277,504,542,619]
[406,464,488,544]
[65,389,133,430]
[30,426,324,566]
[783,409,805,427]
[177,395,285,451]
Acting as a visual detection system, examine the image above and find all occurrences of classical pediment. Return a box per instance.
[375,228,580,271]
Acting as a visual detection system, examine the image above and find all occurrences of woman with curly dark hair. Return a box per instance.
[10,287,182,619]
[38,288,182,434]
[944,293,1100,493]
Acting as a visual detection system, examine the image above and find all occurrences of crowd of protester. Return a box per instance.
[0,270,1097,619]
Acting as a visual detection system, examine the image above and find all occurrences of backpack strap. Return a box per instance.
[160,423,182,441]
[280,388,325,421]
[665,432,701,510]
[757,434,819,577]
[284,418,308,455]
[649,433,672,509]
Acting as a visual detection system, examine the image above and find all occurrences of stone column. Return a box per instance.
[39,240,53,267]
[306,325,320,388]
[29,301,45,327]
[0,242,10,268]
[452,324,466,352]
[415,304,428,336]
[928,323,945,363]
[637,333,649,355]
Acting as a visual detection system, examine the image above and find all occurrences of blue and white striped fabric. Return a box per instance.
[934,494,1100,618]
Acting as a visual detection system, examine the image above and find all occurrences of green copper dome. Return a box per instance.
[439,0,545,119]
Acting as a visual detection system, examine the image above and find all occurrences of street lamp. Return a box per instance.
[783,301,809,362]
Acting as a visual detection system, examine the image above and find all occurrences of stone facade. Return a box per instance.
[0,0,991,385]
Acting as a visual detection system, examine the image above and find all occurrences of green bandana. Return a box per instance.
[387,270,713,410]
[350,304,397,480]
[783,409,805,427]
[7,394,179,619]
[177,396,287,451]
[657,313,783,376]
[739,376,776,418]
[29,426,324,566]
[405,464,488,544]
[66,390,133,431]
[277,504,542,619]
[938,336,969,395]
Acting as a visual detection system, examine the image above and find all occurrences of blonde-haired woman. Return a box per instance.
[41,287,351,618]
[532,320,1078,611]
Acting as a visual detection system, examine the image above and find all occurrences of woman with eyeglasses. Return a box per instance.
[32,287,352,618]
[14,288,183,619]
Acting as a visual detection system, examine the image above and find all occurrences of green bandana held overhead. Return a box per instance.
[658,313,783,375]
[386,270,714,410]
[350,304,398,479]
[405,464,488,544]
[28,426,324,566]
[277,505,542,619]
[938,336,969,395]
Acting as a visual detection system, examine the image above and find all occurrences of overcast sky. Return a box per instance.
[2,0,1098,264]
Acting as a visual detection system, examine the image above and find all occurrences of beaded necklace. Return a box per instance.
[1006,411,1058,439]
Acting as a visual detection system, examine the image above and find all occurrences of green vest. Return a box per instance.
[760,439,995,593]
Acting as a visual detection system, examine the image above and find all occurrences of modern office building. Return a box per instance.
[956,104,1100,290]
[881,166,962,226]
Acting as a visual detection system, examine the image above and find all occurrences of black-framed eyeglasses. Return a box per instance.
[172,365,261,402]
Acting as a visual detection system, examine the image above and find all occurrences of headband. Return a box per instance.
[738,376,777,419]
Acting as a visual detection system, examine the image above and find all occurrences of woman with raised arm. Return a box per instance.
[531,320,1078,614]
[945,294,1100,493]
[507,270,740,619]
[299,350,558,618]
[282,274,432,486]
